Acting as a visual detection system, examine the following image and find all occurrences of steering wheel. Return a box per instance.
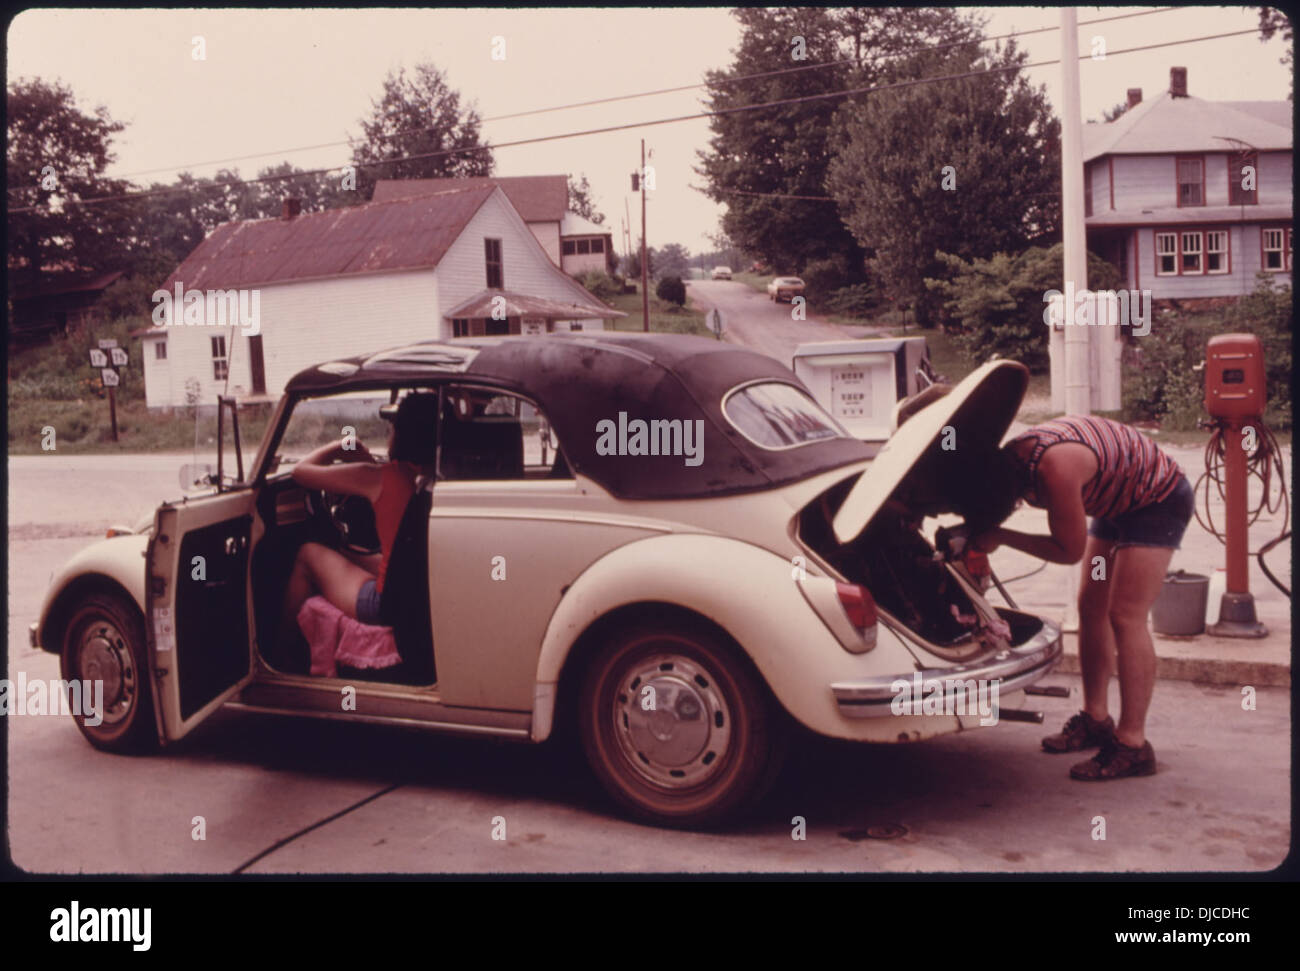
[305,490,381,555]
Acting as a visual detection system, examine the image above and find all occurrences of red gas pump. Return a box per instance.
[1202,334,1269,637]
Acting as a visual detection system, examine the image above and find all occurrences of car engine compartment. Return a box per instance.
[799,475,1015,659]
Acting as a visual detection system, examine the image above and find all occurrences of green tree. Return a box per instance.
[653,243,691,281]
[827,42,1060,327]
[6,77,133,288]
[567,173,605,224]
[349,62,493,200]
[695,7,984,284]
[1259,7,1294,99]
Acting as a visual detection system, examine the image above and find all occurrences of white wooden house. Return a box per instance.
[136,185,624,409]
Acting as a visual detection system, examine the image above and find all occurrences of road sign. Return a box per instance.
[97,338,118,349]
[100,368,120,388]
[109,347,129,367]
[89,349,108,367]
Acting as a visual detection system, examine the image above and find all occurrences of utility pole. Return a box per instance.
[640,138,649,332]
[1058,7,1089,634]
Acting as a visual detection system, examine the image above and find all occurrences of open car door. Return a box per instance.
[147,489,257,741]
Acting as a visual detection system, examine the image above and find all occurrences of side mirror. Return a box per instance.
[179,463,216,490]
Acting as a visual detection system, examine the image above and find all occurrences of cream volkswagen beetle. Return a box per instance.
[31,333,1060,827]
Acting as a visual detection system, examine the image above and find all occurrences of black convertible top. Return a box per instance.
[285,333,871,499]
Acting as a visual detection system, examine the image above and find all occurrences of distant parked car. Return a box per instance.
[711,266,733,280]
[767,276,806,303]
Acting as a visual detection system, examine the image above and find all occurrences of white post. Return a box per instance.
[1060,7,1090,420]
[1058,7,1090,632]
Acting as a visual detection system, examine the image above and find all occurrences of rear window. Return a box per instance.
[723,382,847,450]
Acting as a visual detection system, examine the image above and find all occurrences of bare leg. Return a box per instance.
[1076,536,1117,721]
[1106,544,1175,747]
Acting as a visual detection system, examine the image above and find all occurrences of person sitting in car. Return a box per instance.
[277,393,440,658]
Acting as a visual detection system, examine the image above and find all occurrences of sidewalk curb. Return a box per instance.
[1055,632,1290,688]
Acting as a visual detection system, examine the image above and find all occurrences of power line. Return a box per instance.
[9,27,1261,215]
[93,6,1180,183]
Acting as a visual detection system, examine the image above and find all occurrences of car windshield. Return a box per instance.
[723,382,848,450]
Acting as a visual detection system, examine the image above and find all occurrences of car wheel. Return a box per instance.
[60,593,158,753]
[579,623,785,828]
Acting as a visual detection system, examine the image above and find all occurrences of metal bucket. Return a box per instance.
[1150,570,1210,636]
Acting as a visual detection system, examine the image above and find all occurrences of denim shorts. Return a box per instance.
[1088,474,1195,549]
[356,578,383,625]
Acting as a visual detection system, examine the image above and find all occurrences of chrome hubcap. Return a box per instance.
[612,653,732,789]
[78,620,134,726]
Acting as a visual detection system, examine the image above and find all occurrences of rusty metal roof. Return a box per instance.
[162,186,496,291]
[444,289,626,320]
[372,175,567,222]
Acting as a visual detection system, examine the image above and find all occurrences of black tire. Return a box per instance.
[578,622,785,828]
[60,593,158,753]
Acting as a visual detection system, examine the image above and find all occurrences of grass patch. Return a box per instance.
[608,288,710,337]
[732,271,771,294]
[8,395,276,456]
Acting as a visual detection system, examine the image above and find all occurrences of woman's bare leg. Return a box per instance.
[1106,544,1176,747]
[1076,536,1117,721]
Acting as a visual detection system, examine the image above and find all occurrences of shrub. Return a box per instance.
[573,270,622,301]
[825,282,883,317]
[925,243,1122,373]
[1124,276,1292,431]
[799,255,860,297]
[655,275,687,306]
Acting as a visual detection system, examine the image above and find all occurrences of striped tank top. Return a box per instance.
[1008,416,1183,520]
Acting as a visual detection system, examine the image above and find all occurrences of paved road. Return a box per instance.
[6,454,1290,873]
[687,278,885,366]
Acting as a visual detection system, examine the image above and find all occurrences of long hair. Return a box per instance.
[388,392,440,465]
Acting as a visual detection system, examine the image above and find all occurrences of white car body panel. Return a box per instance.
[531,531,963,743]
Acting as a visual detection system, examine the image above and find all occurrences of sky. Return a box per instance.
[7,6,1293,255]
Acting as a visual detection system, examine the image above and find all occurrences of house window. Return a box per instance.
[590,237,604,253]
[1176,156,1204,206]
[562,240,577,255]
[154,341,167,361]
[485,317,510,336]
[1228,151,1258,205]
[1205,231,1229,274]
[1155,232,1178,275]
[211,335,228,380]
[576,239,591,254]
[1180,231,1203,273]
[485,238,503,288]
[1262,227,1290,271]
[452,318,470,338]
[1084,164,1093,218]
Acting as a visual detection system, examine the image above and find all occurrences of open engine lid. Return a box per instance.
[831,359,1030,543]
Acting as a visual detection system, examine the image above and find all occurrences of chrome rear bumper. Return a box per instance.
[831,620,1062,718]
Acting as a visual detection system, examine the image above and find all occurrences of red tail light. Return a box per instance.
[835,582,878,631]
